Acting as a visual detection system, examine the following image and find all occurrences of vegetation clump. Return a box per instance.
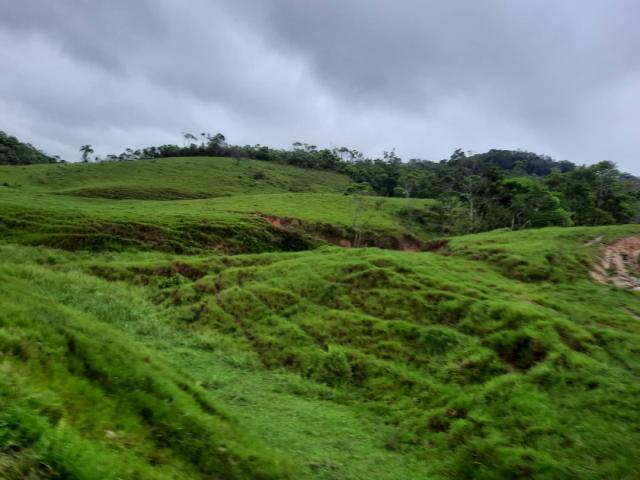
[0,131,58,165]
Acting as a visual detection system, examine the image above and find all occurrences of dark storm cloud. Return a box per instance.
[0,0,638,172]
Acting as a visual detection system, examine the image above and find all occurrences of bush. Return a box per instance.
[315,349,352,386]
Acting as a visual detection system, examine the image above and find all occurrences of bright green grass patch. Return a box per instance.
[0,258,295,479]
[0,156,436,253]
[140,237,640,479]
[3,224,639,479]
[0,187,433,253]
[449,224,640,281]
[0,188,428,230]
[203,192,430,229]
[0,156,351,196]
[0,245,431,480]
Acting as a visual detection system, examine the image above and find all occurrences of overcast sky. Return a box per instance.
[1,0,639,173]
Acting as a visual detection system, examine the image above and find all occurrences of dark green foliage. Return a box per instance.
[547,161,638,225]
[472,148,576,175]
[399,198,469,236]
[314,349,352,386]
[415,150,637,234]
[490,177,572,229]
[0,131,57,165]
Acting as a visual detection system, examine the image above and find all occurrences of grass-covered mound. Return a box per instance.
[0,156,351,196]
[106,226,640,479]
[0,157,435,252]
[0,258,294,479]
[3,225,638,479]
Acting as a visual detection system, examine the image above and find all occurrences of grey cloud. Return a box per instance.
[252,1,639,118]
[1,0,164,72]
[0,0,638,172]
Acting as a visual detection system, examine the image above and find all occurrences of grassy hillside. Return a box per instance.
[2,224,640,479]
[0,156,351,198]
[0,157,434,253]
[1,158,640,479]
[0,252,295,479]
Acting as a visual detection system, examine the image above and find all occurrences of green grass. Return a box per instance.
[0,156,351,197]
[0,255,295,479]
[0,188,427,230]
[3,223,640,478]
[448,225,640,281]
[1,158,640,479]
[0,158,434,253]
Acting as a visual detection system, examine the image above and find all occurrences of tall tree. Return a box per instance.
[79,144,94,163]
[493,178,572,229]
[182,132,197,146]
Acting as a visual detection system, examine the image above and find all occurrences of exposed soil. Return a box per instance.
[259,213,446,252]
[590,236,640,290]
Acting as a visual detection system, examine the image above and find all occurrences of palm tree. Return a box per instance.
[182,132,197,146]
[80,144,94,163]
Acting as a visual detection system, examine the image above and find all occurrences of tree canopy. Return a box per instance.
[0,131,57,165]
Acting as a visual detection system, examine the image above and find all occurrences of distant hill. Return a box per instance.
[0,155,351,198]
[469,149,576,175]
[621,172,640,188]
[0,130,57,165]
[0,156,435,253]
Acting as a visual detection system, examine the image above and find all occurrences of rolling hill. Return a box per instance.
[1,156,640,479]
[0,157,434,253]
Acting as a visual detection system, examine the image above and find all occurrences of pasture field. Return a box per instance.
[1,157,639,479]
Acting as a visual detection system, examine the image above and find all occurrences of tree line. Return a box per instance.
[1,128,638,234]
[396,150,638,235]
[94,132,638,233]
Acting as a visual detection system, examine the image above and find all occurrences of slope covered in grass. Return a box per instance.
[0,156,351,198]
[2,157,639,478]
[0,158,434,253]
[108,226,640,479]
[2,224,640,479]
[0,256,294,479]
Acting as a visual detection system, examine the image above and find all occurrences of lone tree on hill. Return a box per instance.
[345,182,373,247]
[79,144,94,163]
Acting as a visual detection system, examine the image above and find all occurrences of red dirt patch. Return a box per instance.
[590,236,640,290]
[258,213,435,252]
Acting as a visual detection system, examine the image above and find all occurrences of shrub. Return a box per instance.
[315,349,352,386]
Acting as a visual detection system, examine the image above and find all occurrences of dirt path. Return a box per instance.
[590,236,640,290]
